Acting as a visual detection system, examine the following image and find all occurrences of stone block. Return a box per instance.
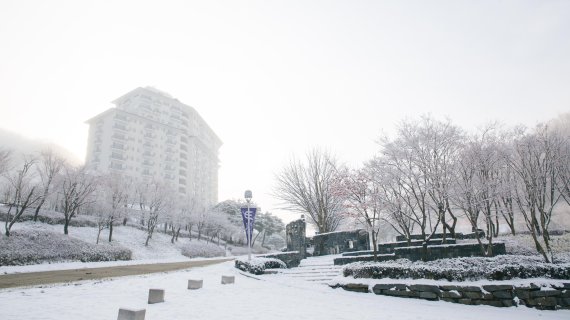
[457,298,473,305]
[441,285,480,292]
[384,289,416,298]
[530,289,561,298]
[419,291,438,300]
[343,283,369,293]
[551,283,570,290]
[514,289,530,299]
[557,297,570,308]
[562,290,570,298]
[221,275,235,284]
[476,300,504,308]
[441,290,462,299]
[441,297,457,303]
[482,285,513,292]
[502,299,516,307]
[117,308,145,320]
[188,279,203,290]
[147,289,164,304]
[464,291,483,299]
[374,283,407,291]
[409,284,441,294]
[514,283,540,291]
[481,292,494,300]
[526,297,558,308]
[492,290,514,299]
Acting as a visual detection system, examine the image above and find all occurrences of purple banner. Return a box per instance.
[240,207,257,244]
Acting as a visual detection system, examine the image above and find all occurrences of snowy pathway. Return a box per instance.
[0,260,568,320]
[269,254,342,284]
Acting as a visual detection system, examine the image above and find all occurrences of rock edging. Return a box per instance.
[331,282,570,310]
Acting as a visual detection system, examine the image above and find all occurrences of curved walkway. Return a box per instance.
[0,258,234,289]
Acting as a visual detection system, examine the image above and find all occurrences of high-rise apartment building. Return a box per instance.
[85,87,222,207]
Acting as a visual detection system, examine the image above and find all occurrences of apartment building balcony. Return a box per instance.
[113,123,128,132]
[142,160,154,166]
[112,134,127,141]
[111,153,126,161]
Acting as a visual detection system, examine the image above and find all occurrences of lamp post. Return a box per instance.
[244,190,253,261]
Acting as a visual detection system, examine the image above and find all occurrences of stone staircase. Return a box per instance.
[272,255,342,284]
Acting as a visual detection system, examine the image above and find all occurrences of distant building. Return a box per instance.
[85,87,222,207]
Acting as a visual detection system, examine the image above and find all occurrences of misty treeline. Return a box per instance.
[0,149,285,249]
[274,114,570,262]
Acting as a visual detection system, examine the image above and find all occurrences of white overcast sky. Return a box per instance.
[0,0,569,224]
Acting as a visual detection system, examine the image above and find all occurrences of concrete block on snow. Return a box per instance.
[188,279,203,290]
[221,275,235,284]
[148,288,165,304]
[117,308,146,320]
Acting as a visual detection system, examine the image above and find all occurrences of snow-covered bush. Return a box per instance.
[180,241,225,258]
[0,207,97,227]
[0,229,131,266]
[343,255,570,281]
[235,257,287,275]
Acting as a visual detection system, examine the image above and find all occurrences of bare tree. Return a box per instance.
[273,149,344,233]
[59,165,98,235]
[378,122,442,248]
[334,165,385,260]
[3,155,42,236]
[452,126,503,256]
[510,125,564,262]
[136,178,171,246]
[99,173,132,242]
[168,195,195,243]
[33,149,66,221]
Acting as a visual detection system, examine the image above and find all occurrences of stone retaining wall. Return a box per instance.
[395,242,506,262]
[334,254,396,265]
[313,229,369,256]
[334,243,506,265]
[395,231,485,242]
[333,282,570,310]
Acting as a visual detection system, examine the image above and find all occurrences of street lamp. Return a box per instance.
[244,190,253,261]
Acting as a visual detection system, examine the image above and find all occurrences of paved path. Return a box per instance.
[0,258,234,289]
[269,255,342,284]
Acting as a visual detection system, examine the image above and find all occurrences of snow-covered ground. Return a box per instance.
[1,259,569,320]
[0,221,235,275]
[2,222,569,319]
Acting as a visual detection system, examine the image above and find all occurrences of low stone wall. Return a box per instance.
[395,230,485,242]
[377,239,457,254]
[333,282,570,310]
[334,254,396,266]
[334,243,506,264]
[394,243,506,261]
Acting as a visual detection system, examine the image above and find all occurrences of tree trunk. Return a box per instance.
[33,197,46,222]
[108,222,114,242]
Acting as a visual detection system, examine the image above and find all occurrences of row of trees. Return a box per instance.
[0,149,286,249]
[274,115,569,262]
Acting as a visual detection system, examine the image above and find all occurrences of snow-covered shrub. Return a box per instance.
[0,207,97,227]
[343,255,570,281]
[0,229,131,266]
[235,257,287,275]
[180,241,225,258]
